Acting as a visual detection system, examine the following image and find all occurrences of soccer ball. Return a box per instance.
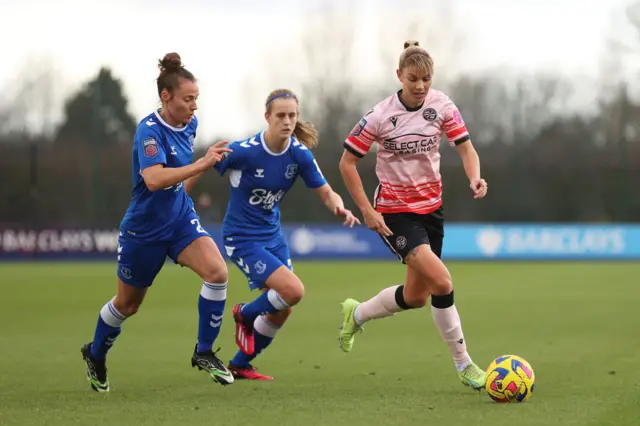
[485,355,535,403]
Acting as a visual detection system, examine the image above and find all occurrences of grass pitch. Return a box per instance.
[1,261,639,425]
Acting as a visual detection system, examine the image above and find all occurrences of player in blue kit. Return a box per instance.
[81,53,234,392]
[214,88,360,380]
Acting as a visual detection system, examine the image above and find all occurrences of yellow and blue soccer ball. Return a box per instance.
[485,355,535,403]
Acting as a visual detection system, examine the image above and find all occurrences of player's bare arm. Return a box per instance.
[339,150,392,236]
[455,140,487,199]
[183,141,231,193]
[143,141,230,192]
[142,163,205,192]
[314,183,360,227]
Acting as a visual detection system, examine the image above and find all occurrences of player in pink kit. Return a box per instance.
[337,40,488,390]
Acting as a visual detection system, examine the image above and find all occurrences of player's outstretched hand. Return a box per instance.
[335,206,361,228]
[470,178,488,199]
[198,140,232,170]
[363,207,392,237]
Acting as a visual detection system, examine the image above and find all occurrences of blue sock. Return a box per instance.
[90,299,126,361]
[241,289,289,323]
[231,315,280,367]
[197,281,227,353]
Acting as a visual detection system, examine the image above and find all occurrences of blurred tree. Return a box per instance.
[0,55,63,139]
[447,74,572,149]
[55,67,136,145]
[53,67,137,223]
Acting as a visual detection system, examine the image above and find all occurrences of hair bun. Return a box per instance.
[403,40,420,49]
[159,52,182,73]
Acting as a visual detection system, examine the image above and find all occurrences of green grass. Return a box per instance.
[1,261,639,426]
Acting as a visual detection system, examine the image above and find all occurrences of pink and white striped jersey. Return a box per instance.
[344,89,470,215]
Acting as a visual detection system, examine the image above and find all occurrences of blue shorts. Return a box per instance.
[117,211,210,288]
[223,234,292,290]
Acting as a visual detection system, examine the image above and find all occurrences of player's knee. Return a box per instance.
[402,286,429,309]
[280,281,305,306]
[202,261,228,284]
[429,271,453,296]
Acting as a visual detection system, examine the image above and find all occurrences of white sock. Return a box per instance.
[254,315,280,338]
[431,301,472,372]
[100,298,127,327]
[200,281,228,301]
[354,285,405,325]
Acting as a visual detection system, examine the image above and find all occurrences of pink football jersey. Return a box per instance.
[345,89,470,214]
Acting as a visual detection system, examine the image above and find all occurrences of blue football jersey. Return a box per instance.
[215,132,327,240]
[120,111,197,241]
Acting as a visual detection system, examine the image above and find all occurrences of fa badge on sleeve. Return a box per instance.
[143,138,159,158]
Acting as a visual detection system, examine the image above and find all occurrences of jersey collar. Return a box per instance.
[259,131,291,156]
[154,110,188,132]
[395,90,429,112]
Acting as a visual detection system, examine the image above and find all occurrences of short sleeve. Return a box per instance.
[214,140,246,175]
[344,108,380,158]
[297,146,327,189]
[442,100,470,146]
[136,127,166,170]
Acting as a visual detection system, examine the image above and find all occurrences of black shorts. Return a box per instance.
[380,207,444,263]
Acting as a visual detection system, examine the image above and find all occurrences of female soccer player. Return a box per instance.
[81,53,235,392]
[337,41,488,390]
[214,89,360,380]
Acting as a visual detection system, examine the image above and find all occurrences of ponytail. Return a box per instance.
[293,120,319,149]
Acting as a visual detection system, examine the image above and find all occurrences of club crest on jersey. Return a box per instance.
[422,108,437,121]
[143,138,158,158]
[350,117,367,137]
[188,134,195,152]
[285,164,298,179]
